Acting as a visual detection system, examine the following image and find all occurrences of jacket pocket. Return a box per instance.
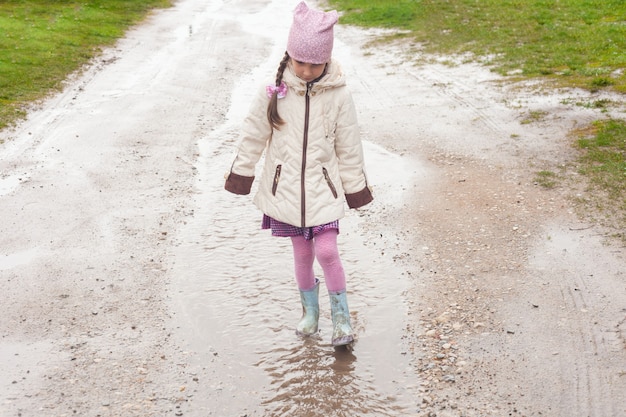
[323,118,337,144]
[322,167,338,199]
[272,164,282,196]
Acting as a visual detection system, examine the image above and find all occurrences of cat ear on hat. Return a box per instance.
[293,1,338,26]
[294,1,307,13]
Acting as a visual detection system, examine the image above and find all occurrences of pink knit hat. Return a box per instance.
[287,2,339,65]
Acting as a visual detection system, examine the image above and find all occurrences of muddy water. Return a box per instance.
[170,129,424,416]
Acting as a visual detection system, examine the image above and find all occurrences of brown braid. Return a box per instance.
[267,51,290,130]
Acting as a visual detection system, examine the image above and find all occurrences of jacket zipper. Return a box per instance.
[272,164,282,196]
[301,82,312,227]
[322,167,338,198]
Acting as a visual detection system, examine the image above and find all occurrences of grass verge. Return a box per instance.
[0,0,172,132]
[327,0,626,93]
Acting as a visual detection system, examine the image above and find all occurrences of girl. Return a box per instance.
[224,1,373,346]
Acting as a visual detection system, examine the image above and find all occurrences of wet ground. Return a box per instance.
[1,0,626,416]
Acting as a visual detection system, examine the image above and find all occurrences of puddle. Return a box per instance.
[168,93,426,415]
[0,247,40,271]
[0,175,22,197]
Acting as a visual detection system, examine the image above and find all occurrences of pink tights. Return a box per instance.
[291,230,346,293]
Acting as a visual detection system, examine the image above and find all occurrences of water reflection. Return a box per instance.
[331,345,357,372]
[257,338,407,417]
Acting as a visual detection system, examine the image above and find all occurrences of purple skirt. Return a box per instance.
[262,215,339,241]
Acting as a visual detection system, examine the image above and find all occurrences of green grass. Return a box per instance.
[0,0,172,131]
[534,170,558,189]
[574,119,626,237]
[327,0,626,93]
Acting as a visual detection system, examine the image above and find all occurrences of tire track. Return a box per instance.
[527,225,626,417]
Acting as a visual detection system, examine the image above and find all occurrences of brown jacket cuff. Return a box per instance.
[345,186,373,209]
[225,172,254,195]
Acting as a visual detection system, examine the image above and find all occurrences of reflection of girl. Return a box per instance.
[225,1,373,346]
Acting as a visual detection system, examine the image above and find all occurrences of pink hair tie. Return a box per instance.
[266,81,287,99]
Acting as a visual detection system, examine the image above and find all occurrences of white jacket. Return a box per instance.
[225,60,372,227]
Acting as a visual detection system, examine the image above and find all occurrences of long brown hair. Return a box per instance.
[267,51,290,130]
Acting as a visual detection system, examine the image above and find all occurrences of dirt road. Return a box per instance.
[1,0,625,416]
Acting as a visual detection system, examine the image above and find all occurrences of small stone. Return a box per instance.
[435,313,450,324]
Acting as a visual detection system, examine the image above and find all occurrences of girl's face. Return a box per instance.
[291,59,327,83]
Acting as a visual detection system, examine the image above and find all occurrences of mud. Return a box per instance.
[1,0,625,416]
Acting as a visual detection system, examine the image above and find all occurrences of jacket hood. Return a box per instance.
[282,59,346,95]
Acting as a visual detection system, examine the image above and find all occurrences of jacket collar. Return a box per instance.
[283,59,346,95]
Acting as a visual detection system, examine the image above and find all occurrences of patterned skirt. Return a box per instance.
[262,215,339,241]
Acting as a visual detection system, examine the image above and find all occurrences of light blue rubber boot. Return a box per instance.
[296,280,320,336]
[329,290,354,346]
